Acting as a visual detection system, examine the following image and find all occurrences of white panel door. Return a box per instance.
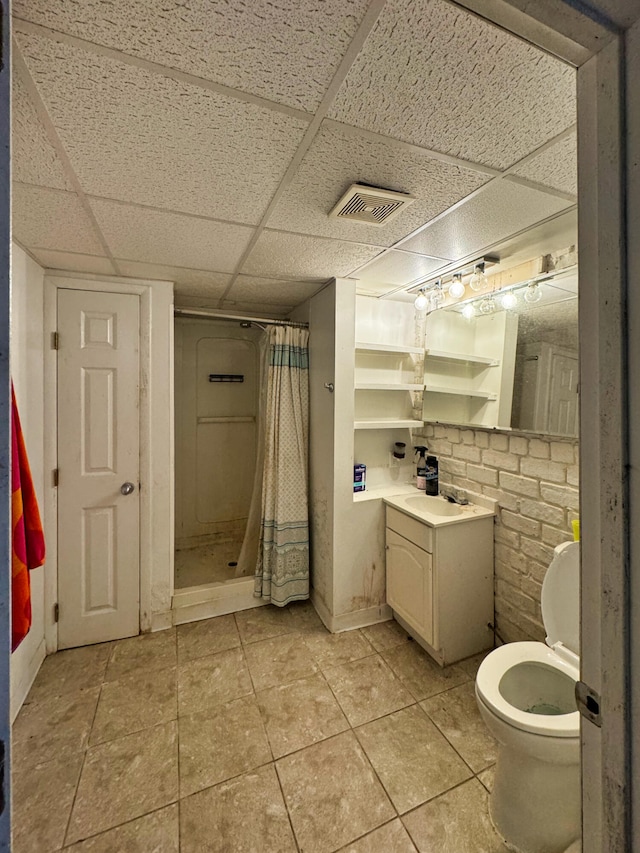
[548,353,579,437]
[57,289,140,649]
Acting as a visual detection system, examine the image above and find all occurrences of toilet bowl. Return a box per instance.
[476,541,581,853]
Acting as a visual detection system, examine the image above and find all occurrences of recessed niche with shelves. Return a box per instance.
[423,310,518,428]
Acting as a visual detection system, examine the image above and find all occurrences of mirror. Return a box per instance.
[510,271,578,437]
[422,268,578,439]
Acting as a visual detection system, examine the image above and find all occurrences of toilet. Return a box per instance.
[475,541,581,853]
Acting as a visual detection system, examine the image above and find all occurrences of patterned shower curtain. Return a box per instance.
[254,325,310,606]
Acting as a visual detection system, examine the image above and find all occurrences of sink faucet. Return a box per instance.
[440,486,469,505]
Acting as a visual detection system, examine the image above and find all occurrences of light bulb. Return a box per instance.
[431,283,444,307]
[461,303,475,320]
[414,289,428,311]
[469,263,487,291]
[523,283,543,304]
[479,295,496,315]
[500,290,518,310]
[448,274,465,299]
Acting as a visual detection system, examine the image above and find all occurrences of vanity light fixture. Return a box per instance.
[469,262,488,291]
[414,288,429,311]
[408,255,497,306]
[500,290,518,310]
[523,282,543,304]
[461,303,476,320]
[479,294,496,314]
[448,273,465,299]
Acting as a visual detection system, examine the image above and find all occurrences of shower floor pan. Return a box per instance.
[172,576,267,624]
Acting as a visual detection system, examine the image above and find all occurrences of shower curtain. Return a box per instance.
[254,325,310,606]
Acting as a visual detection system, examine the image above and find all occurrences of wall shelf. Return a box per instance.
[356,342,423,355]
[424,385,497,400]
[423,311,517,428]
[425,348,498,366]
[354,418,419,429]
[356,383,423,391]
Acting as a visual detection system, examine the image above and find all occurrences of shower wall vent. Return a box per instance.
[329,184,416,227]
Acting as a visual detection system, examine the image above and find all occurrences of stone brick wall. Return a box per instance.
[416,424,579,644]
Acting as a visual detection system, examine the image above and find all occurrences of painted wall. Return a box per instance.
[415,422,579,643]
[310,288,423,630]
[10,244,46,719]
[307,282,338,615]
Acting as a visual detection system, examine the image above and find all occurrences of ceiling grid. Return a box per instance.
[10,0,578,314]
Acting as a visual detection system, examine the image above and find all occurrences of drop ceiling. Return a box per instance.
[10,0,577,317]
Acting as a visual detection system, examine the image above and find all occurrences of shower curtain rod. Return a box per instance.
[173,307,308,328]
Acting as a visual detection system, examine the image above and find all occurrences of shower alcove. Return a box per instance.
[172,313,268,622]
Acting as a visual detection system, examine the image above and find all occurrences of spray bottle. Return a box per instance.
[414,446,428,490]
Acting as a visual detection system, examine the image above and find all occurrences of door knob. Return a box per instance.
[120,482,135,495]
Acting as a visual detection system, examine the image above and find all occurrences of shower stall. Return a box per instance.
[173,313,265,612]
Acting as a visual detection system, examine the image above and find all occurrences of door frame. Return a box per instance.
[0,3,637,851]
[42,272,175,652]
[0,0,12,843]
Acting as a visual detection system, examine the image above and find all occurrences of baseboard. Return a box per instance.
[150,611,174,633]
[11,637,46,721]
[311,590,392,633]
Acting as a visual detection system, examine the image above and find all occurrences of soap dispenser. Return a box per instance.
[425,454,439,496]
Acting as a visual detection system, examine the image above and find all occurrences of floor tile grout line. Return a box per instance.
[21,609,493,849]
[275,727,397,853]
[272,760,303,853]
[59,803,180,850]
[417,675,497,776]
[175,620,183,841]
[179,756,278,803]
[349,726,401,823]
[335,816,415,853]
[399,772,492,826]
[60,679,105,848]
[409,701,478,779]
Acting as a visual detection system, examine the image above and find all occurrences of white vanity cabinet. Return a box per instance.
[385,501,494,665]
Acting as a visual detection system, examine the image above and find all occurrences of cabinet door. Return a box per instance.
[386,528,433,645]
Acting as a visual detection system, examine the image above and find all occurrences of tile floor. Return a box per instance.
[12,602,510,852]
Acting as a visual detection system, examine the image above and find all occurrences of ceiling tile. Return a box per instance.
[242,231,382,279]
[399,180,573,260]
[30,248,115,274]
[327,0,576,170]
[354,251,450,289]
[267,124,490,247]
[230,275,325,306]
[13,184,104,254]
[115,260,231,300]
[90,199,254,271]
[13,0,371,112]
[16,30,309,225]
[511,134,577,196]
[174,294,223,309]
[220,300,292,317]
[12,70,71,191]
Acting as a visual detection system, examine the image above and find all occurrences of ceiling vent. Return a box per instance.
[329,183,416,227]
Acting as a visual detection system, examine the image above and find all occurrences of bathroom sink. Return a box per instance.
[403,495,464,516]
[383,490,496,527]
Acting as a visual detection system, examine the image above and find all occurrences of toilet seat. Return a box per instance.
[476,641,580,737]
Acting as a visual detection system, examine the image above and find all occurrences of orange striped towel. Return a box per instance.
[11,383,45,652]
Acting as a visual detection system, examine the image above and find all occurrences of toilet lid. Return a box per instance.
[541,541,580,655]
